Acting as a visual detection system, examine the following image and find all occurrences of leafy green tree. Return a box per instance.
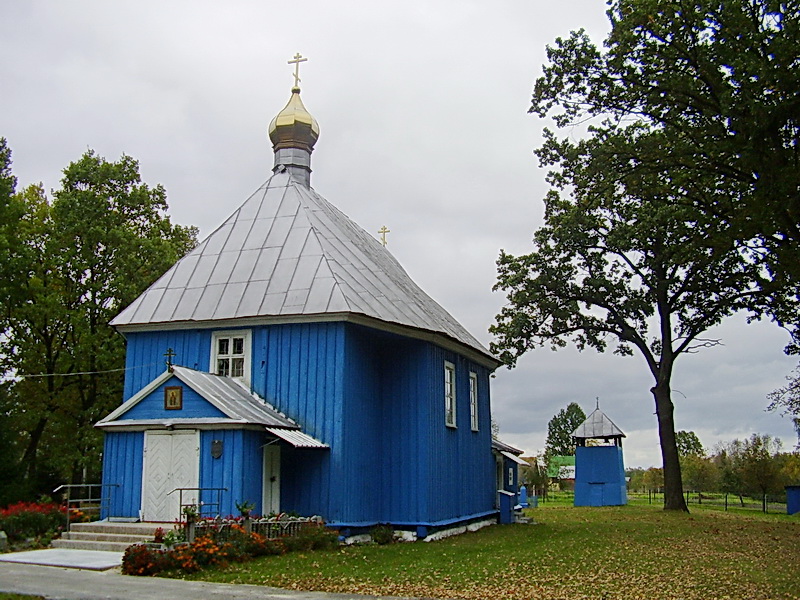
[491,141,762,511]
[492,0,799,512]
[675,431,704,458]
[0,138,23,311]
[519,456,549,496]
[528,0,800,335]
[714,435,785,506]
[738,434,784,499]
[544,402,586,459]
[0,149,197,497]
[643,467,664,492]
[681,454,719,494]
[627,467,646,493]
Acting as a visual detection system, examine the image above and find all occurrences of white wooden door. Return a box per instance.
[142,431,199,522]
[262,445,281,515]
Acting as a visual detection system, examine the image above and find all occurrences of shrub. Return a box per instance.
[282,524,339,551]
[121,544,169,576]
[0,502,65,543]
[122,520,338,576]
[370,524,395,545]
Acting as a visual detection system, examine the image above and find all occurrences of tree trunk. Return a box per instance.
[20,417,48,481]
[652,383,688,511]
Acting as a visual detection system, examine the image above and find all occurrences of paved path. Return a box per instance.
[0,559,417,600]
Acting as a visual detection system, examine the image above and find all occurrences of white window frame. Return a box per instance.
[210,330,252,384]
[469,371,479,431]
[444,361,456,428]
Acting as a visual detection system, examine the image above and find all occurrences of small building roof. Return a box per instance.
[546,455,576,478]
[111,171,498,367]
[572,408,626,440]
[492,438,524,455]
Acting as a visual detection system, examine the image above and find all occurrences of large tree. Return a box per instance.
[491,0,799,512]
[0,148,197,498]
[529,0,800,337]
[544,402,587,458]
[491,126,768,510]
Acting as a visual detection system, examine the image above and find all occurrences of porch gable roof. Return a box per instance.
[96,366,299,430]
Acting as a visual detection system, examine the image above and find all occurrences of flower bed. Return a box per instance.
[0,501,66,543]
[122,521,339,576]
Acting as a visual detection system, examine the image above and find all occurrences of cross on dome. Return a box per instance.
[288,53,308,90]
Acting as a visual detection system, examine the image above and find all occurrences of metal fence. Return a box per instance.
[532,490,789,514]
[194,515,325,541]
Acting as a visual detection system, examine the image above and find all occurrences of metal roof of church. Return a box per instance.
[111,170,497,365]
[572,408,626,440]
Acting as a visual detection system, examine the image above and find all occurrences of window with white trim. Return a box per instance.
[444,361,456,427]
[469,371,479,431]
[211,330,251,383]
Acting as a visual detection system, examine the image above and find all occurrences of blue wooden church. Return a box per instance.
[96,64,513,539]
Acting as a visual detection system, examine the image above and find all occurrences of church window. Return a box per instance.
[444,361,456,427]
[469,371,478,431]
[211,330,251,383]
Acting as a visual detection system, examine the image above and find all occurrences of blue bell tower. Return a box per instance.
[572,406,627,507]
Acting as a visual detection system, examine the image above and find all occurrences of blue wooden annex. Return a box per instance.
[96,72,507,538]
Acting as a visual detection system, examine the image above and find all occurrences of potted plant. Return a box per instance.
[235,500,255,518]
[236,500,256,533]
[182,504,199,542]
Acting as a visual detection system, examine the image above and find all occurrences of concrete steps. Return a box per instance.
[52,522,169,552]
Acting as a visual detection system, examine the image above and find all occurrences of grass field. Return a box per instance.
[169,504,800,599]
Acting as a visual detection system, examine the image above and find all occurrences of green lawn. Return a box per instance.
[168,504,800,599]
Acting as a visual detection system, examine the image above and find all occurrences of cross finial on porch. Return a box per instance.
[288,52,308,90]
[378,225,390,247]
[164,348,176,372]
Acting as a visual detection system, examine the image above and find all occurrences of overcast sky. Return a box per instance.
[2,1,797,468]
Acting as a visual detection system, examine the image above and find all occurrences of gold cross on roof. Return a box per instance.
[288,53,308,89]
[378,225,390,247]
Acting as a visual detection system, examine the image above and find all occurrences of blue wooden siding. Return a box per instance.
[101,431,144,518]
[121,379,227,421]
[256,322,344,520]
[418,345,496,525]
[122,329,214,400]
[199,430,264,516]
[574,445,627,507]
[117,321,497,528]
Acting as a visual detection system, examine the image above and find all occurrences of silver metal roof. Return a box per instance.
[572,408,626,440]
[492,438,524,455]
[500,451,529,466]
[111,171,496,365]
[266,427,328,449]
[98,366,298,430]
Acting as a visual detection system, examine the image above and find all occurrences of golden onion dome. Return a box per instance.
[268,87,320,153]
